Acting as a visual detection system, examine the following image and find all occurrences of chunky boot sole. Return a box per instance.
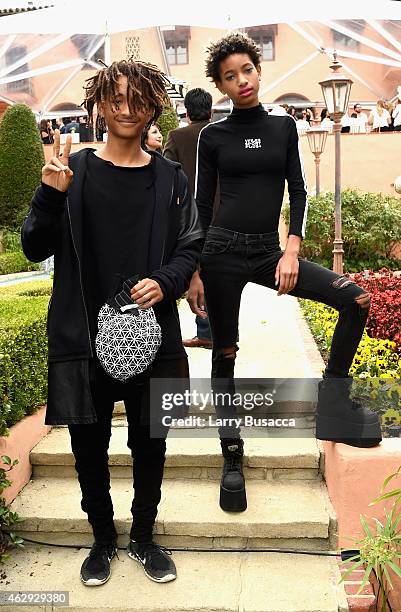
[219,483,247,512]
[316,413,382,447]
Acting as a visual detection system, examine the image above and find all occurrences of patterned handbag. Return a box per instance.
[95,276,162,381]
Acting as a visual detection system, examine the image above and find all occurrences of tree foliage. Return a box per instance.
[0,104,44,229]
[282,189,401,271]
[158,105,179,147]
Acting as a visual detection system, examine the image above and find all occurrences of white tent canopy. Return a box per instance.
[0,0,400,33]
[0,1,400,114]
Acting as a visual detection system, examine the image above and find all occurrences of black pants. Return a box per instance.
[68,356,189,545]
[200,226,370,438]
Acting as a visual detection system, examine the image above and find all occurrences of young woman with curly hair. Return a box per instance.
[187,32,380,513]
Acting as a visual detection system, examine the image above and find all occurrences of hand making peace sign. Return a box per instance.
[42,129,73,192]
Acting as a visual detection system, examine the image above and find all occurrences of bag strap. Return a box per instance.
[107,274,140,313]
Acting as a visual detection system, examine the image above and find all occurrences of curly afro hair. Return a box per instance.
[205,32,261,83]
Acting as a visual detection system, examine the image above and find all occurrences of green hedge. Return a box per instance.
[0,229,21,253]
[282,189,401,272]
[0,104,44,230]
[0,251,40,275]
[0,280,51,436]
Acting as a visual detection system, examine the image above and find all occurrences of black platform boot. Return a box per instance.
[220,438,247,512]
[316,377,382,447]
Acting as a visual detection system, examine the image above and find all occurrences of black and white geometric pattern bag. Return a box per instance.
[95,276,162,381]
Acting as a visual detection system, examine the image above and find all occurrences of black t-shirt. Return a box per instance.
[83,151,154,337]
[82,151,186,361]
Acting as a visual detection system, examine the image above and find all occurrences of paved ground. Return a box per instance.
[0,270,50,286]
[179,281,325,379]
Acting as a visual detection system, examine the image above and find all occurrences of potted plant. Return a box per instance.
[340,466,401,611]
[0,456,24,563]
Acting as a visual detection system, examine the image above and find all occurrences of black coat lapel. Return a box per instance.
[67,148,95,262]
[148,152,176,272]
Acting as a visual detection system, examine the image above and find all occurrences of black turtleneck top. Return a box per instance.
[194,103,308,237]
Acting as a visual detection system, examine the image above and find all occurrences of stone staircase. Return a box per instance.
[5,415,347,611]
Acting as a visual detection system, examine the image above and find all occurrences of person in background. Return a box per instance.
[393,95,401,132]
[65,116,80,133]
[56,117,66,134]
[320,108,333,130]
[269,103,288,117]
[295,110,310,133]
[368,100,391,132]
[141,122,163,152]
[350,103,368,133]
[301,109,311,123]
[164,88,218,349]
[385,100,395,131]
[79,115,93,142]
[341,110,351,133]
[287,105,296,118]
[39,119,53,144]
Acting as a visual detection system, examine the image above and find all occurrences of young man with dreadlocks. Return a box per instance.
[22,60,202,585]
[188,32,381,513]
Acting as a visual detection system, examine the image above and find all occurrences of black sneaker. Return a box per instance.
[127,540,176,583]
[220,438,247,512]
[80,541,119,586]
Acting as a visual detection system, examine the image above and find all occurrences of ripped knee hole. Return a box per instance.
[355,292,370,309]
[332,276,370,309]
[218,346,237,359]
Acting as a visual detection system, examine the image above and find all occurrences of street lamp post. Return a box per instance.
[306,127,328,196]
[319,53,353,274]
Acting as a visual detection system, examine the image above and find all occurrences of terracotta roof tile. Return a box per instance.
[0,5,53,16]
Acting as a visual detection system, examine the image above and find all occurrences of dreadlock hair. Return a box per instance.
[83,59,171,134]
[205,32,261,83]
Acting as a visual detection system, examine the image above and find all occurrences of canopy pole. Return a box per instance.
[0,59,84,86]
[42,65,84,114]
[0,35,16,61]
[259,51,320,96]
[156,27,171,77]
[339,59,383,99]
[366,19,401,56]
[104,24,111,66]
[322,19,401,63]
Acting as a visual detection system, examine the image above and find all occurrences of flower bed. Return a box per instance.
[299,270,401,433]
[351,270,401,352]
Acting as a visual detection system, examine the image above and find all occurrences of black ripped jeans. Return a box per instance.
[200,227,370,438]
[68,356,189,545]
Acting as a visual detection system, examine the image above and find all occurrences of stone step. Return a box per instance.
[31,426,321,481]
[1,543,347,612]
[11,477,337,551]
[114,399,317,416]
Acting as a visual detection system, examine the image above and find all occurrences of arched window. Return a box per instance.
[273,93,312,106]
